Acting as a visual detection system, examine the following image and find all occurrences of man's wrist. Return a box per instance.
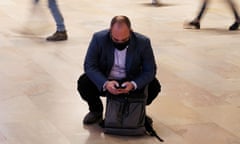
[103,81,108,91]
[130,81,137,90]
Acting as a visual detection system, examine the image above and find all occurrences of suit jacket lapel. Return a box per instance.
[126,38,135,74]
[107,41,115,74]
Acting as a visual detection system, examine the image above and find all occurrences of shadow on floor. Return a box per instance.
[83,123,158,143]
[198,28,240,35]
[140,2,176,7]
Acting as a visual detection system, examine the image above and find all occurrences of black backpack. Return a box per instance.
[101,92,164,142]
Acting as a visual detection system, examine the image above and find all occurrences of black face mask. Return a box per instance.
[112,40,130,51]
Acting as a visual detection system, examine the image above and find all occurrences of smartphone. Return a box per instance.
[115,84,126,89]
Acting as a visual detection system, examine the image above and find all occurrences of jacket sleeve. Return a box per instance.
[84,33,108,91]
[133,38,157,89]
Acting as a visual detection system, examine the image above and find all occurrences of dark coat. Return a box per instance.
[84,29,157,91]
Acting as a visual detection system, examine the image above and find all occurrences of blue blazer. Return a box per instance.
[84,29,157,91]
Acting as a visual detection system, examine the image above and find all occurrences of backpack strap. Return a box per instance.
[144,116,164,142]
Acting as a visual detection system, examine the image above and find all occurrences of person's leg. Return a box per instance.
[77,74,104,112]
[77,74,104,124]
[48,0,65,31]
[184,0,209,29]
[227,0,240,30]
[146,77,161,105]
[144,78,161,127]
[195,0,209,22]
[46,0,67,41]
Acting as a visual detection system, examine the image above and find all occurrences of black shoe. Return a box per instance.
[184,21,200,29]
[46,31,68,41]
[83,112,102,125]
[229,21,239,31]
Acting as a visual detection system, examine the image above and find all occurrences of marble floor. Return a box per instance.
[1,0,240,144]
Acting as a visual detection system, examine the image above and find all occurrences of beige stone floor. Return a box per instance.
[1,0,240,144]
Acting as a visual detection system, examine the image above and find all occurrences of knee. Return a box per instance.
[77,73,99,100]
[156,79,161,93]
[77,74,87,93]
[146,78,161,105]
[151,77,161,93]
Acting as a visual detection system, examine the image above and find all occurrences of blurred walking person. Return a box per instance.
[152,0,160,5]
[184,0,240,31]
[34,0,68,41]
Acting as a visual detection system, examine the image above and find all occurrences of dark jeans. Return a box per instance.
[77,74,161,113]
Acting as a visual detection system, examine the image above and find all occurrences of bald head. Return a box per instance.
[110,16,131,43]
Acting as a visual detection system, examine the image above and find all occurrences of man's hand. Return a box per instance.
[105,80,121,95]
[118,81,134,94]
[105,80,134,95]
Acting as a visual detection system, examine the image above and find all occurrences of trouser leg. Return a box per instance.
[146,77,161,105]
[77,74,104,113]
[196,0,209,21]
[48,0,66,31]
[227,0,240,21]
